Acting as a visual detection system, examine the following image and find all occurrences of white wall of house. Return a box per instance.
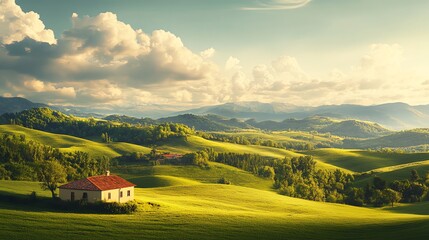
[59,187,134,203]
[59,189,101,203]
[101,187,134,203]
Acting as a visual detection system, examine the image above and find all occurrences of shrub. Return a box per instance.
[217,177,231,185]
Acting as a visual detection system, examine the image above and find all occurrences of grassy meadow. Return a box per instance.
[306,148,429,172]
[2,124,429,239]
[0,125,151,158]
[1,180,429,240]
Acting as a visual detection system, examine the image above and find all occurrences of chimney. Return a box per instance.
[106,170,110,176]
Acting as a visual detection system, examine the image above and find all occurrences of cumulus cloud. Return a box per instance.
[200,48,215,59]
[225,56,241,71]
[1,0,428,110]
[23,79,76,98]
[0,1,219,107]
[242,0,311,11]
[0,0,56,44]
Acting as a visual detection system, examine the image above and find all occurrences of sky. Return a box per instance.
[1,0,429,111]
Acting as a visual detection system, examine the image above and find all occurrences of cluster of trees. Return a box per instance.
[0,134,110,197]
[220,154,354,202]
[350,171,429,207]
[0,108,194,145]
[182,149,354,203]
[197,132,318,151]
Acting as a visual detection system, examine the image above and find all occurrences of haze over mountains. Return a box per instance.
[177,101,429,130]
[2,97,429,130]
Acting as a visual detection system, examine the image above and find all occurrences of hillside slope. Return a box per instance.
[0,97,48,115]
[307,148,429,173]
[0,125,151,158]
[250,117,392,138]
[179,101,429,130]
[347,129,429,148]
[1,181,429,240]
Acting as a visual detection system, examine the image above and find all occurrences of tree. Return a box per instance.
[38,160,67,198]
[410,169,420,182]
[345,187,364,206]
[383,188,402,207]
[373,176,387,190]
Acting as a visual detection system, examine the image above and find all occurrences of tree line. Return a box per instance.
[196,132,334,151]
[0,134,110,197]
[0,108,194,145]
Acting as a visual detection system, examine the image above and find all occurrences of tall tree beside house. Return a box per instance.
[38,160,67,198]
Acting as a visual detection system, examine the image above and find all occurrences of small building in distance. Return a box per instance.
[59,171,136,203]
[162,153,183,160]
[156,153,183,165]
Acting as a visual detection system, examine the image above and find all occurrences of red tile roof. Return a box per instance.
[59,175,136,191]
[162,153,183,159]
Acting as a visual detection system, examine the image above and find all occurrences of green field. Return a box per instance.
[209,130,342,146]
[0,125,151,158]
[307,148,429,173]
[115,162,274,191]
[1,180,429,240]
[158,135,345,171]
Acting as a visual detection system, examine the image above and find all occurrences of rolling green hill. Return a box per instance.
[158,114,237,131]
[321,120,391,138]
[1,181,429,240]
[0,97,48,115]
[0,125,151,158]
[249,116,392,138]
[103,114,157,125]
[209,130,343,148]
[158,135,302,159]
[346,128,429,148]
[115,162,274,191]
[158,135,349,172]
[307,148,429,173]
[352,160,429,187]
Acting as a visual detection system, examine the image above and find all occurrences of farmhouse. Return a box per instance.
[59,171,136,203]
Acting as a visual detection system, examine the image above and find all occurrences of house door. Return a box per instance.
[71,192,75,201]
[82,192,88,201]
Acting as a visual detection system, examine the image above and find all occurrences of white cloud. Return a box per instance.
[200,48,215,59]
[0,0,428,109]
[225,56,241,70]
[242,0,311,11]
[0,0,56,44]
[23,79,76,98]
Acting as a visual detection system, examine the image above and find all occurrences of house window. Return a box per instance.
[108,192,111,200]
[71,192,75,201]
[127,190,131,197]
[82,192,88,200]
[120,191,123,198]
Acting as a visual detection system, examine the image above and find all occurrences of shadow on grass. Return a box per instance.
[383,202,429,215]
[0,191,149,214]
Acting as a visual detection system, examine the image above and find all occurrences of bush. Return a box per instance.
[53,200,139,214]
[217,177,231,185]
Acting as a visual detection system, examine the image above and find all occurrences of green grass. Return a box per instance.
[210,130,342,146]
[158,135,345,171]
[159,135,301,158]
[1,180,429,240]
[123,175,201,188]
[384,201,429,215]
[307,148,429,173]
[0,125,151,158]
[353,160,429,186]
[114,162,274,191]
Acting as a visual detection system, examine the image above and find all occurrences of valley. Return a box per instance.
[1,104,429,239]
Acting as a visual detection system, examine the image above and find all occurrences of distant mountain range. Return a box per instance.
[2,97,429,130]
[2,107,428,148]
[0,97,48,115]
[177,102,429,130]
